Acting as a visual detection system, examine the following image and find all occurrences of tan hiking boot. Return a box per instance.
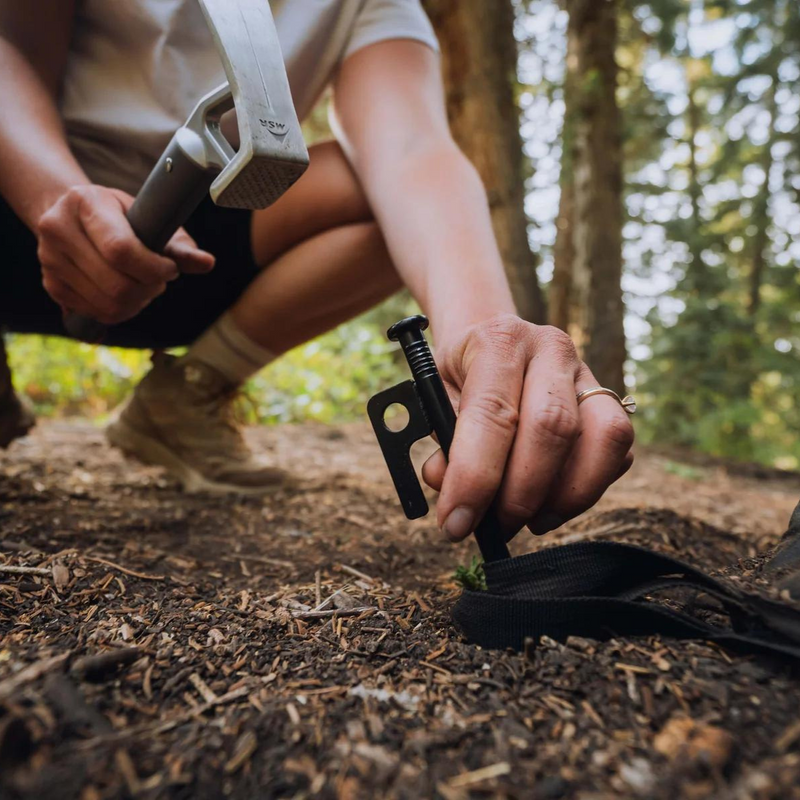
[0,337,35,449]
[106,353,290,494]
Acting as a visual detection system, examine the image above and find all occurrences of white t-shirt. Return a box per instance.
[62,0,438,195]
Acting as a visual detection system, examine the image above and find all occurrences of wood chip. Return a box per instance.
[189,673,219,704]
[224,730,258,774]
[448,762,511,788]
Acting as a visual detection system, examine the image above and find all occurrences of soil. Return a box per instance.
[1,420,800,800]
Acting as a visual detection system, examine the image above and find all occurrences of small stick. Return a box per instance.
[228,554,295,570]
[80,557,163,581]
[314,571,322,608]
[292,607,374,620]
[189,673,219,704]
[72,648,142,683]
[0,565,51,577]
[339,564,374,583]
[311,585,351,613]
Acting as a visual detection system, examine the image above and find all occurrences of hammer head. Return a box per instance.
[197,0,309,209]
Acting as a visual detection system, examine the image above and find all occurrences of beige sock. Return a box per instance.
[181,311,276,384]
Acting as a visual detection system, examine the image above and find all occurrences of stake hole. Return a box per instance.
[383,403,410,433]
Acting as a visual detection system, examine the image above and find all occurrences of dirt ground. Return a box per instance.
[1,420,800,799]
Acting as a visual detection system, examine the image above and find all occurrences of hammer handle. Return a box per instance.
[63,135,216,343]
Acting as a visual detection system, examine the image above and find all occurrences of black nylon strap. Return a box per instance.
[452,541,800,660]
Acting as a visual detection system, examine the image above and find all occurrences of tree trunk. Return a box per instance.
[550,178,576,335]
[550,7,579,339]
[567,0,626,394]
[423,0,546,323]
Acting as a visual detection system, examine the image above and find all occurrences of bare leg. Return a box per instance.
[106,140,404,493]
[230,140,403,354]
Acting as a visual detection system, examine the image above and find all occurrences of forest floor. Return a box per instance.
[1,420,800,799]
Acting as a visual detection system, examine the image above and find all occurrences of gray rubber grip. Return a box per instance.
[64,137,216,343]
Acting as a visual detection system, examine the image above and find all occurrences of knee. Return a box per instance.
[306,140,372,222]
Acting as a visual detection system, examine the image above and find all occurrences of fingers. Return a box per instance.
[42,273,91,317]
[40,249,159,324]
[79,189,181,285]
[36,185,213,325]
[421,448,446,492]
[436,316,527,541]
[530,367,635,534]
[427,317,635,544]
[165,229,216,275]
[493,335,582,534]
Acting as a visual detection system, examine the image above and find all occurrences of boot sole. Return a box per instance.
[106,417,285,496]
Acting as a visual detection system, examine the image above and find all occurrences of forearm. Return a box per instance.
[0,37,88,230]
[362,140,515,348]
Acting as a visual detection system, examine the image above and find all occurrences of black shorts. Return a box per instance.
[0,196,259,349]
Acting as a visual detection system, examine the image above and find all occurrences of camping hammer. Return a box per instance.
[65,0,309,343]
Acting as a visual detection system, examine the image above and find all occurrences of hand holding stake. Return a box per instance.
[368,315,510,562]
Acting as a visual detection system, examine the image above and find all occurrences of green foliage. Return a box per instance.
[630,0,800,468]
[7,335,151,418]
[453,556,487,592]
[242,316,406,425]
[661,460,706,481]
[6,297,417,425]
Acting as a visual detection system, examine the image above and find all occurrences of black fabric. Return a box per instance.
[452,541,800,661]
[0,196,259,349]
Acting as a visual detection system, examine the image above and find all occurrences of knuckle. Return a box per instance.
[475,314,526,357]
[41,276,63,302]
[65,185,89,202]
[36,212,62,240]
[464,392,520,436]
[538,325,579,363]
[65,185,95,213]
[602,415,635,452]
[537,401,580,447]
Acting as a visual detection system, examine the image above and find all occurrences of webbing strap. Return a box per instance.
[452,541,800,660]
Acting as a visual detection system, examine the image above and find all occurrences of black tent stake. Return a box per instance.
[367,315,510,563]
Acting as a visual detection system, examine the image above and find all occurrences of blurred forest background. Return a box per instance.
[6,0,800,467]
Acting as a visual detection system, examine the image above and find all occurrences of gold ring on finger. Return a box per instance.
[576,387,637,415]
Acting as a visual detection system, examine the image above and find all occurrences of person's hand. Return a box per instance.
[422,314,635,542]
[36,185,215,325]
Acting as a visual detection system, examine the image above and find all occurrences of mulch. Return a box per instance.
[1,421,800,799]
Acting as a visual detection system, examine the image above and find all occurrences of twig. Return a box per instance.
[189,673,219,704]
[292,607,374,620]
[226,554,295,570]
[80,556,164,581]
[311,585,351,613]
[448,762,511,789]
[0,565,51,577]
[314,571,322,608]
[72,648,142,683]
[339,564,375,583]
